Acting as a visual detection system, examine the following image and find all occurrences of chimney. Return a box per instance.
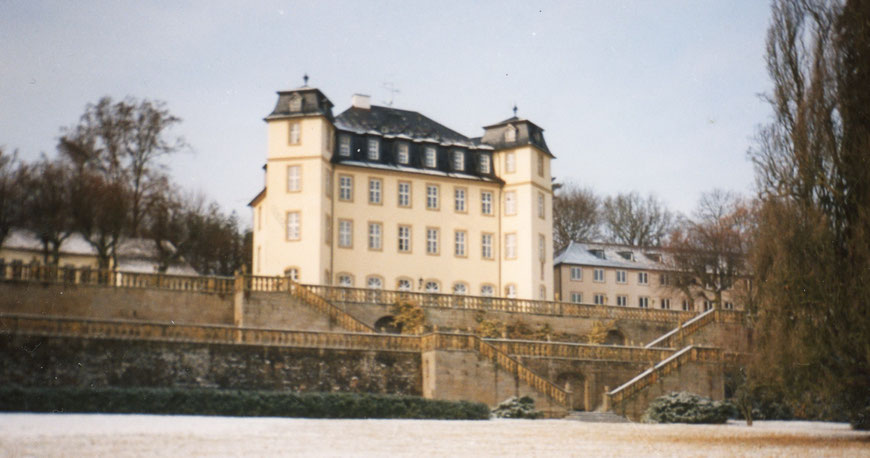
[351,94,371,110]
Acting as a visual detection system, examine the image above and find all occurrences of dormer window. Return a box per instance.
[617,251,634,261]
[479,154,491,174]
[339,135,351,157]
[504,124,517,142]
[289,95,302,112]
[453,151,464,171]
[397,143,410,164]
[425,147,437,168]
[590,249,605,259]
[367,138,379,161]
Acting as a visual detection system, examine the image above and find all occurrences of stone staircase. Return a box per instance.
[564,411,630,423]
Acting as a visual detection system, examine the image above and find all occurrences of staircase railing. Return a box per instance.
[485,338,675,364]
[607,345,722,408]
[243,275,374,333]
[421,333,572,409]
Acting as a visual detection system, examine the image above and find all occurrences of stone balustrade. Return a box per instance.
[485,339,675,363]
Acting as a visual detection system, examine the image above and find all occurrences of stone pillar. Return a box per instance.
[233,268,245,328]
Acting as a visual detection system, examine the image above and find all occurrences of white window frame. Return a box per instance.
[425,281,440,293]
[593,268,605,283]
[339,175,353,201]
[453,283,468,295]
[594,293,606,305]
[571,292,582,304]
[661,298,671,310]
[454,188,466,212]
[367,276,383,289]
[338,220,352,248]
[289,122,301,144]
[367,138,379,160]
[397,143,410,164]
[480,285,495,297]
[506,284,518,299]
[616,270,627,284]
[639,296,650,308]
[398,225,411,252]
[338,274,353,287]
[570,267,582,281]
[398,181,411,207]
[287,165,301,192]
[616,295,628,307]
[454,230,466,257]
[368,222,382,250]
[285,212,300,241]
[481,233,493,259]
[480,154,491,173]
[505,152,516,173]
[505,233,517,259]
[426,228,439,255]
[638,272,649,285]
[425,147,437,168]
[481,191,492,215]
[453,151,464,171]
[426,184,439,209]
[339,135,351,156]
[397,279,412,291]
[368,178,382,204]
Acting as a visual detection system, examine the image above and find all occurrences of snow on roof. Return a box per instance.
[3,229,96,256]
[553,241,667,270]
[339,160,499,183]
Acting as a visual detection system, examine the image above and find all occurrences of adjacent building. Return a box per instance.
[249,84,555,300]
[554,241,741,311]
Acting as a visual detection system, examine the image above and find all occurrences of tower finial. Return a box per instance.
[303,73,309,86]
[512,103,518,117]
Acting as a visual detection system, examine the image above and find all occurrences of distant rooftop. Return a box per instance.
[554,241,667,270]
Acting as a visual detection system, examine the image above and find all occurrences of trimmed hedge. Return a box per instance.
[0,386,490,420]
[641,392,736,424]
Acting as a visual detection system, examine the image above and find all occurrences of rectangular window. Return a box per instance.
[594,294,606,305]
[617,295,628,306]
[538,234,546,262]
[368,222,382,250]
[454,188,466,212]
[480,154,491,173]
[454,230,466,257]
[426,228,439,255]
[638,272,649,285]
[481,233,493,259]
[724,301,734,310]
[426,184,439,210]
[338,219,352,248]
[368,178,382,204]
[398,181,411,207]
[537,153,544,177]
[505,152,516,173]
[453,151,464,171]
[505,233,517,259]
[616,270,626,284]
[571,292,582,304]
[505,191,517,215]
[425,147,437,168]
[367,138,379,160]
[570,267,582,281]
[285,212,300,241]
[661,299,671,310]
[339,135,351,156]
[682,299,693,311]
[397,143,410,164]
[537,192,545,219]
[703,300,713,311]
[286,165,301,192]
[660,274,670,286]
[481,191,492,215]
[339,175,353,201]
[594,268,605,283]
[398,225,411,252]
[289,122,301,145]
[639,297,649,308]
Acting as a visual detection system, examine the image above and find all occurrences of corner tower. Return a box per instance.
[482,113,554,300]
[250,82,335,284]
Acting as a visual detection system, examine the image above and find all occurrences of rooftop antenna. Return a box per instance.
[382,82,400,107]
[303,73,309,87]
[512,103,518,117]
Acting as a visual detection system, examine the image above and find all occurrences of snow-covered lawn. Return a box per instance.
[1,413,867,457]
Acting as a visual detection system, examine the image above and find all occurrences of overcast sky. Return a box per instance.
[0,1,774,224]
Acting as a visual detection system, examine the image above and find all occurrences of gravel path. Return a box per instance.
[1,414,868,457]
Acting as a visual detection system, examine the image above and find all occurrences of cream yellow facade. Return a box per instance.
[251,87,554,300]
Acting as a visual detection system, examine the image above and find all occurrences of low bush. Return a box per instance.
[641,391,735,424]
[0,386,490,420]
[491,396,541,419]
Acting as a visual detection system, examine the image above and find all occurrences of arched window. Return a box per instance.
[367,276,383,289]
[397,278,412,291]
[481,284,495,297]
[452,283,468,295]
[336,273,353,287]
[425,281,440,293]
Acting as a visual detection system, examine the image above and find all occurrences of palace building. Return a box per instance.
[249,84,554,300]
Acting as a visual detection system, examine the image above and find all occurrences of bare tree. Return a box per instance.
[69,170,130,270]
[59,96,186,236]
[20,158,74,264]
[666,190,752,310]
[602,192,675,247]
[0,148,28,249]
[749,0,870,429]
[552,183,600,250]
